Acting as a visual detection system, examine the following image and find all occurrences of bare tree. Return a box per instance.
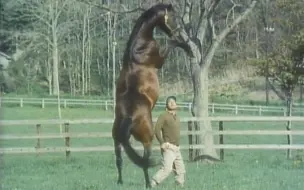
[174,0,257,162]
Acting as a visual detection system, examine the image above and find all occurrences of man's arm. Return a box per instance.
[154,114,166,145]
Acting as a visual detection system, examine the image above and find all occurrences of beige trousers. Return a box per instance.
[152,143,186,186]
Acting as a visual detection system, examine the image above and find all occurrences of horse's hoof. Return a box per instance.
[117,180,123,185]
[146,184,152,188]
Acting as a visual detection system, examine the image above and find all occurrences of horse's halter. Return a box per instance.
[164,8,181,38]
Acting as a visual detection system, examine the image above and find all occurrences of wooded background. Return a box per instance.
[0,0,303,104]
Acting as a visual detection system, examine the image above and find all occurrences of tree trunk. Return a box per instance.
[52,37,59,96]
[48,75,52,95]
[191,59,219,162]
[286,88,293,159]
[199,66,218,159]
[190,61,202,155]
[300,85,303,103]
[180,0,256,162]
[81,12,86,96]
[46,60,52,95]
[107,12,111,97]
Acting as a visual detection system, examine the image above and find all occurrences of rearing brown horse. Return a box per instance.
[111,3,184,188]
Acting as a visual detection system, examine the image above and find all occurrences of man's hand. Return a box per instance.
[160,142,170,150]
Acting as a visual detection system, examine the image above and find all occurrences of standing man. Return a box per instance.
[151,96,186,188]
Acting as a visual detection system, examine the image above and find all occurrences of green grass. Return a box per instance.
[1,106,304,190]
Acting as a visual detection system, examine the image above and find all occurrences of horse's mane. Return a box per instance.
[122,3,173,65]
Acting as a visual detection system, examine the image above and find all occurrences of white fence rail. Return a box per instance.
[0,116,304,156]
[1,97,304,116]
[2,116,304,126]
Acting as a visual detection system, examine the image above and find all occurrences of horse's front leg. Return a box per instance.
[159,46,171,58]
[157,39,179,61]
[156,46,172,69]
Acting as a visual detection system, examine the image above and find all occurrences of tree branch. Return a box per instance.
[206,0,221,18]
[196,0,209,42]
[226,0,242,26]
[268,78,286,101]
[55,0,70,22]
[217,1,257,44]
[181,0,193,35]
[203,0,257,68]
[77,0,145,14]
[31,12,52,29]
[194,0,205,37]
[196,0,221,46]
[177,29,201,61]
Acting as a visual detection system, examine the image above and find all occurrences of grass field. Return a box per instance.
[1,106,304,190]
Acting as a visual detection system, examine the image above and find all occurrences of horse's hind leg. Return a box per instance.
[114,141,123,184]
[143,143,152,188]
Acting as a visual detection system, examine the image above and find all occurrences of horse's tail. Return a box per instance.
[119,118,158,168]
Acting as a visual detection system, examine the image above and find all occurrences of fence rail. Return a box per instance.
[2,145,304,155]
[1,97,304,115]
[1,130,304,140]
[1,117,304,160]
[1,116,304,126]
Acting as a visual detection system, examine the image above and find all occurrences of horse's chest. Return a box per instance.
[138,71,159,96]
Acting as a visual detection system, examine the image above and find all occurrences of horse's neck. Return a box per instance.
[137,19,156,40]
[124,18,158,67]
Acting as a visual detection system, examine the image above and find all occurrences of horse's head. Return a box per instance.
[153,4,180,38]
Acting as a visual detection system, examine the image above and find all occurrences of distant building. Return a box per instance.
[0,51,14,93]
[0,51,11,70]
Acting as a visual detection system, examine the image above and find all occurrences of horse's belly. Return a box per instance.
[140,73,159,101]
[116,70,159,114]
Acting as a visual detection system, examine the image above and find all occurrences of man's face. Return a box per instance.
[167,98,177,110]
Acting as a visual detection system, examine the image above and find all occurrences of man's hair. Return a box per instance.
[166,96,176,107]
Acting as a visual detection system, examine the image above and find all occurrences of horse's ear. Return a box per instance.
[164,8,168,23]
[167,4,173,10]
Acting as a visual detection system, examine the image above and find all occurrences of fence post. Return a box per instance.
[188,103,192,113]
[219,121,224,161]
[20,98,23,108]
[36,124,41,156]
[286,117,292,159]
[259,106,262,116]
[64,123,70,159]
[194,121,200,158]
[42,99,45,109]
[235,105,238,115]
[188,121,193,161]
[212,103,215,114]
[105,101,108,111]
[64,100,67,108]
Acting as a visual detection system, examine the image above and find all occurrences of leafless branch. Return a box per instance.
[32,12,52,29]
[206,0,221,18]
[76,0,145,14]
[216,1,257,44]
[209,15,216,39]
[182,0,193,35]
[269,78,286,100]
[226,0,243,26]
[55,0,70,22]
[25,31,54,48]
[195,0,221,43]
[194,0,205,37]
[203,0,257,67]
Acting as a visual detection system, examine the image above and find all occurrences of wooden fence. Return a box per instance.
[1,97,304,115]
[1,116,304,161]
